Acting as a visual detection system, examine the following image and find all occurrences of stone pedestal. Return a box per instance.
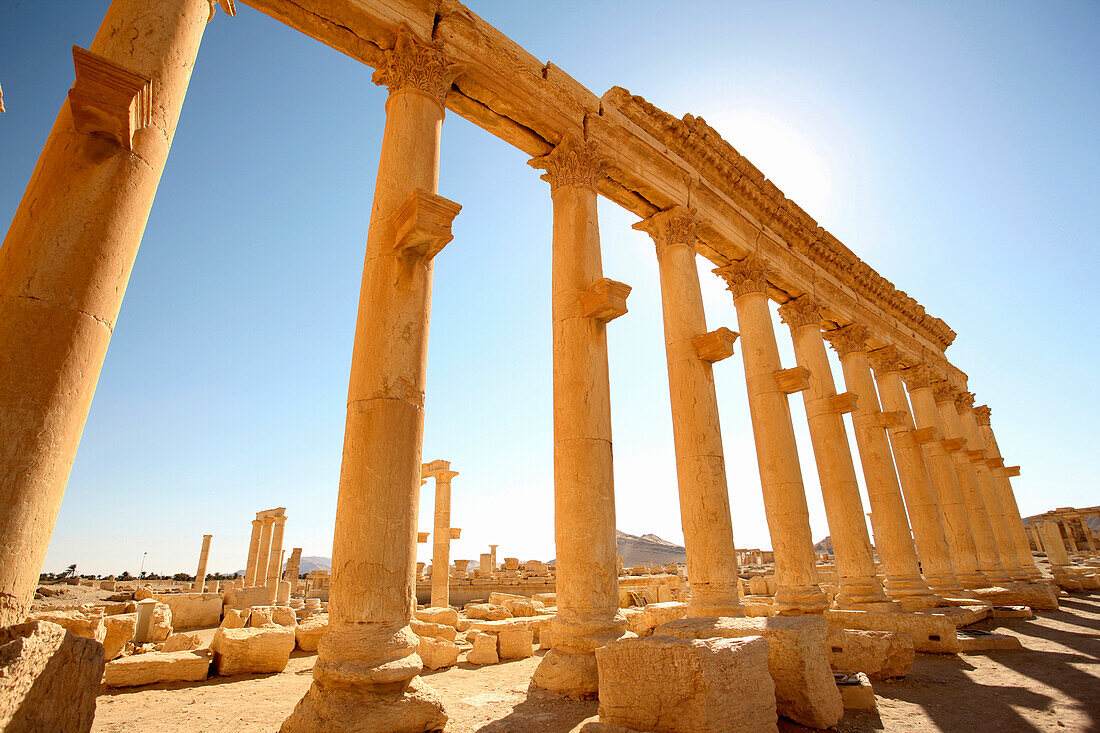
[714,257,827,615]
[825,327,937,608]
[244,519,263,587]
[281,29,462,732]
[192,534,212,592]
[634,206,743,618]
[0,0,221,627]
[779,298,894,611]
[529,133,629,697]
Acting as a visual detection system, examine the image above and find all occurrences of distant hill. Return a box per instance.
[235,555,332,578]
[616,530,686,567]
[813,536,833,554]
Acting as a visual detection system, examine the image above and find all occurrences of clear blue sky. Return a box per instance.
[2,1,1096,576]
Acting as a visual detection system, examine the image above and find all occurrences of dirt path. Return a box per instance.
[92,591,1100,732]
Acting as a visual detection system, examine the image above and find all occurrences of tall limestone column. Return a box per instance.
[529,133,630,696]
[904,366,988,588]
[425,464,459,608]
[244,518,263,587]
[0,0,231,627]
[192,535,213,592]
[281,28,463,732]
[255,517,274,588]
[932,383,1012,584]
[1037,521,1070,569]
[955,394,1028,581]
[974,406,1042,578]
[824,326,938,609]
[778,297,894,610]
[266,515,287,601]
[284,548,303,590]
[867,348,960,593]
[634,206,743,618]
[714,257,827,615]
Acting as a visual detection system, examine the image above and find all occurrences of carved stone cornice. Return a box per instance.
[823,324,869,357]
[868,345,906,377]
[714,254,768,300]
[528,132,605,192]
[974,405,992,426]
[902,363,936,391]
[931,381,957,404]
[954,391,975,410]
[777,295,823,331]
[372,26,465,104]
[633,205,698,255]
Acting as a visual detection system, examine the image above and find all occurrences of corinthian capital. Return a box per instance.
[901,363,936,391]
[633,205,698,255]
[974,405,992,426]
[777,295,823,331]
[868,345,905,377]
[824,323,869,357]
[528,132,605,191]
[714,254,769,300]
[372,26,466,104]
[931,381,957,404]
[954,391,975,410]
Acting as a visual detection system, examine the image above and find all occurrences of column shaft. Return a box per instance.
[266,516,287,599]
[1038,521,1070,568]
[0,0,214,627]
[636,207,742,618]
[715,258,826,615]
[779,299,893,610]
[193,534,212,592]
[255,518,274,587]
[430,472,458,608]
[244,519,263,587]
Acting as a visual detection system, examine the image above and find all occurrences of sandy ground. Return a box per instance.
[91,591,1100,733]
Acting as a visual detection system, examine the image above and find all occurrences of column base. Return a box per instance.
[834,578,897,610]
[773,585,829,615]
[531,648,602,698]
[979,568,1016,585]
[882,575,939,609]
[686,601,746,618]
[923,572,964,597]
[956,571,991,589]
[280,676,446,733]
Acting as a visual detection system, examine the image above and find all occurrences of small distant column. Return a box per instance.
[1037,521,1070,568]
[479,553,493,577]
[255,517,274,587]
[244,518,263,586]
[424,462,459,608]
[489,545,499,574]
[192,534,212,592]
[266,515,287,600]
[714,256,827,615]
[779,298,894,610]
[284,547,303,590]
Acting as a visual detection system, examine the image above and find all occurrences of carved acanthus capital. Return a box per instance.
[372,26,465,104]
[974,405,992,426]
[824,324,869,357]
[954,391,975,410]
[206,0,236,22]
[868,345,905,377]
[528,132,605,191]
[714,254,769,300]
[633,205,698,255]
[901,363,936,391]
[778,295,823,331]
[931,381,957,404]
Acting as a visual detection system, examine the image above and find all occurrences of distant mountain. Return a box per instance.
[616,530,686,567]
[234,555,332,578]
[813,536,833,554]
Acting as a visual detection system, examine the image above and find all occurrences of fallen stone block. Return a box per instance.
[621,607,650,637]
[826,628,914,679]
[659,615,842,729]
[533,593,556,606]
[969,584,1058,611]
[295,614,328,652]
[498,628,534,660]
[992,606,1034,620]
[488,592,528,605]
[26,609,105,644]
[925,605,991,628]
[415,606,459,628]
[220,608,247,629]
[248,606,274,627]
[210,625,295,676]
[152,592,222,629]
[503,599,544,617]
[418,636,460,670]
[102,613,137,661]
[642,601,687,632]
[0,621,104,732]
[825,609,961,654]
[956,629,1023,652]
[411,618,457,642]
[835,672,876,711]
[103,649,212,687]
[158,632,201,652]
[466,632,499,665]
[466,603,511,621]
[595,635,778,733]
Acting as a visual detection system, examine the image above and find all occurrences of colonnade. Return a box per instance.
[0,2,1049,728]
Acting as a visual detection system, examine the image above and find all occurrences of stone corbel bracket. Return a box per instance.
[966,449,986,463]
[897,426,939,449]
[1005,466,1021,477]
[692,327,738,362]
[986,457,1005,469]
[875,411,905,429]
[68,46,151,151]
[391,189,462,261]
[417,532,430,543]
[774,366,811,394]
[581,278,631,322]
[941,437,966,453]
[827,392,859,415]
[449,528,461,540]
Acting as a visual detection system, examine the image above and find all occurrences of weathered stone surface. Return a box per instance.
[969,584,1058,611]
[220,608,247,629]
[595,635,778,733]
[134,586,155,601]
[659,615,842,729]
[488,592,527,605]
[414,606,459,629]
[498,628,534,660]
[248,607,274,628]
[295,614,328,652]
[210,625,295,676]
[468,614,554,642]
[26,609,105,644]
[836,671,877,711]
[411,618,457,642]
[466,603,511,621]
[622,607,650,637]
[102,613,137,661]
[280,676,447,733]
[825,609,960,653]
[149,602,173,643]
[503,599,544,617]
[466,632,499,665]
[418,636,460,670]
[158,632,201,652]
[153,592,222,629]
[643,601,688,632]
[0,621,104,732]
[826,628,914,679]
[103,649,212,687]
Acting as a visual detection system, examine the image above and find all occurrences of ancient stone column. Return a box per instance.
[529,132,629,697]
[266,515,287,600]
[479,553,493,577]
[778,298,894,610]
[193,534,212,592]
[955,395,1030,581]
[281,29,461,731]
[825,326,937,609]
[0,0,230,627]
[1061,521,1079,552]
[903,366,989,588]
[931,383,1012,584]
[427,465,459,608]
[867,348,961,593]
[244,518,263,587]
[284,547,303,590]
[714,256,827,615]
[633,206,742,618]
[489,545,499,574]
[1037,521,1070,568]
[255,517,274,587]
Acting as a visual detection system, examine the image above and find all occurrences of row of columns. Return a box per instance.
[243,508,287,602]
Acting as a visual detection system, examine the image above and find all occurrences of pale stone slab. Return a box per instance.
[595,635,778,733]
[411,618,457,642]
[210,625,295,676]
[658,615,842,729]
[621,607,650,637]
[498,628,534,660]
[418,636,460,670]
[825,609,961,654]
[220,608,247,629]
[466,632,499,665]
[826,628,914,679]
[102,613,137,660]
[103,649,212,687]
[414,606,459,628]
[158,632,201,652]
[27,609,106,644]
[503,599,544,617]
[466,603,511,621]
[642,601,687,632]
[969,584,1058,611]
[152,592,222,629]
[295,614,328,652]
[0,621,104,732]
[835,672,877,711]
